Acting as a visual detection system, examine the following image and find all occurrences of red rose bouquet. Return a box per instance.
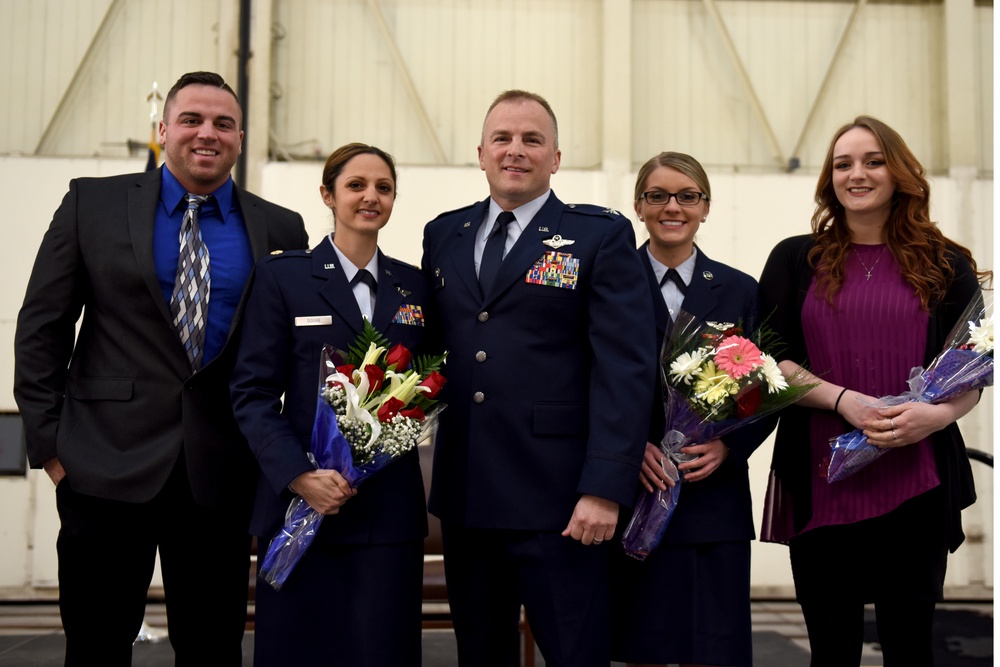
[259,321,446,589]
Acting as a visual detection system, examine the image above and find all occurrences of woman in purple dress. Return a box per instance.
[759,116,990,667]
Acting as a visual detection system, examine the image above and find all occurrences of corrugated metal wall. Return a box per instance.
[0,0,235,158]
[1,0,991,174]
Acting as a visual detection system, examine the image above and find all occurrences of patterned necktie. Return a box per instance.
[479,211,516,293]
[170,194,211,369]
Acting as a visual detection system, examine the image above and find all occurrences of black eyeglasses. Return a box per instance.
[639,190,709,207]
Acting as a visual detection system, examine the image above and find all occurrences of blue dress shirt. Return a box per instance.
[154,167,253,366]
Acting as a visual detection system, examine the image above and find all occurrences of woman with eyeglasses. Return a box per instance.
[758,117,989,666]
[609,152,767,667]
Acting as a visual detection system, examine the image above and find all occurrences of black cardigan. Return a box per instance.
[758,234,979,552]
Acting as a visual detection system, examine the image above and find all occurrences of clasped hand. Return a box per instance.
[639,439,729,492]
[861,402,958,448]
[290,469,356,515]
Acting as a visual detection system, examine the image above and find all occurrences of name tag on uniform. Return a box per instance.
[294,315,333,327]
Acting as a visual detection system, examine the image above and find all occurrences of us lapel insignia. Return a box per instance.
[702,270,714,281]
[542,234,575,249]
[463,221,472,228]
[537,226,550,233]
[323,263,336,270]
[397,287,412,297]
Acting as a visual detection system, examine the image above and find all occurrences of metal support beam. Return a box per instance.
[701,0,786,170]
[788,0,867,168]
[34,0,126,155]
[602,0,632,175]
[365,0,448,164]
[944,0,978,170]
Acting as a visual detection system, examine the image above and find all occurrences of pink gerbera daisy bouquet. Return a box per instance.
[622,311,815,560]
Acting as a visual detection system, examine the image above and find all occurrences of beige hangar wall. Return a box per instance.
[0,0,992,599]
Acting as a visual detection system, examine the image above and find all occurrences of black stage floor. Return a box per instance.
[0,602,990,666]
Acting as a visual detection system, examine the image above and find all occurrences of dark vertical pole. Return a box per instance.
[235,0,252,188]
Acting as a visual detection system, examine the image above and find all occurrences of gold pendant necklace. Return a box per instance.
[853,246,887,281]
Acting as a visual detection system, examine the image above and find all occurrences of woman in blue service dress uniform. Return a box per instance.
[610,152,768,667]
[230,143,434,667]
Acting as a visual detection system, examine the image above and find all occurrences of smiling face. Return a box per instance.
[635,166,709,265]
[158,84,243,194]
[478,98,561,210]
[320,153,396,240]
[831,127,896,225]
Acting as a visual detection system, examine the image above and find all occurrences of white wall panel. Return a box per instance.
[270,0,603,167]
[0,0,238,158]
[632,0,962,173]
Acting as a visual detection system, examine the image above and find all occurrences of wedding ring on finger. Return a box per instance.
[889,418,896,430]
[892,429,897,440]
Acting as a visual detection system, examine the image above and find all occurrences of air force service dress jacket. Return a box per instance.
[230,238,433,544]
[637,243,769,543]
[421,192,658,530]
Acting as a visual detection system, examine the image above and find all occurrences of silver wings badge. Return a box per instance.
[542,234,575,249]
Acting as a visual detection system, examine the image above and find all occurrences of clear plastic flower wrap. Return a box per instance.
[826,289,993,483]
[259,323,446,590]
[621,312,816,560]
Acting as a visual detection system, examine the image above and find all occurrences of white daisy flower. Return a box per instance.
[759,353,789,394]
[669,349,708,385]
[968,316,993,354]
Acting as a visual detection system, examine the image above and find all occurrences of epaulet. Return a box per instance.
[428,201,479,222]
[563,203,626,220]
[384,255,420,272]
[263,248,311,262]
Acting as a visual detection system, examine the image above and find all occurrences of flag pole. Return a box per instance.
[145,82,162,171]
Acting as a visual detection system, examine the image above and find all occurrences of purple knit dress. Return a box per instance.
[798,244,939,533]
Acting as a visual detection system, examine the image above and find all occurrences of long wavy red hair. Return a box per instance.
[808,116,985,309]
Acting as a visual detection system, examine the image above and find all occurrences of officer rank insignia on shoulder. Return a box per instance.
[565,203,625,219]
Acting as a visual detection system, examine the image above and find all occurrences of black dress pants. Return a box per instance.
[54,458,251,667]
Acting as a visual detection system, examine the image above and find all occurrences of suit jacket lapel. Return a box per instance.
[128,170,171,324]
[313,238,365,335]
[447,199,490,301]
[638,243,671,342]
[372,249,405,332]
[483,193,565,303]
[238,186,269,258]
[681,246,721,322]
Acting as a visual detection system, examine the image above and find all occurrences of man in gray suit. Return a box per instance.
[14,71,308,666]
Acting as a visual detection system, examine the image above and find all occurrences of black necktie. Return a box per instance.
[170,194,211,370]
[479,211,516,293]
[660,268,687,332]
[660,268,687,293]
[352,269,378,315]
